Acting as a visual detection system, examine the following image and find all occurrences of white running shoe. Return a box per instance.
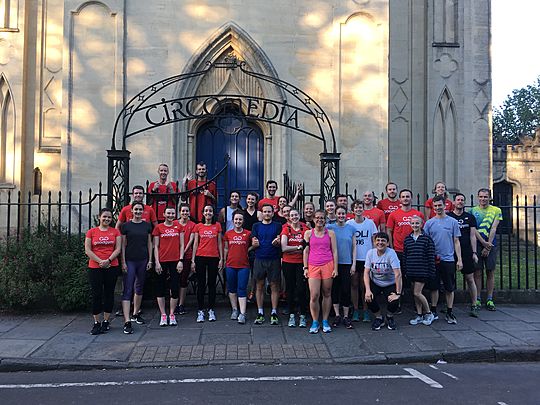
[196,310,205,323]
[159,314,168,327]
[208,309,216,322]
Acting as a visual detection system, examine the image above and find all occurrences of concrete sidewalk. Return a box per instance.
[1,304,539,371]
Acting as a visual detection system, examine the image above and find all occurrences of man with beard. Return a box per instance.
[377,182,400,221]
[184,162,217,223]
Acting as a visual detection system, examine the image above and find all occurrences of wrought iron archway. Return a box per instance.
[107,56,340,210]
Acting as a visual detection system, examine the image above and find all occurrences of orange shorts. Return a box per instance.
[308,261,334,280]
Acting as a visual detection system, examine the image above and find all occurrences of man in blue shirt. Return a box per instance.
[424,195,462,324]
[251,204,283,325]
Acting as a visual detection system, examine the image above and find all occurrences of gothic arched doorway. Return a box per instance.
[195,104,264,209]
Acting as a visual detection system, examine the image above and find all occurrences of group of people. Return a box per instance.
[84,162,502,336]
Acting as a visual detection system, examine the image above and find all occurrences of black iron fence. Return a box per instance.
[0,175,538,291]
[283,173,539,291]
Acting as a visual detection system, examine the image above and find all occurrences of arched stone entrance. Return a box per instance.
[107,23,339,213]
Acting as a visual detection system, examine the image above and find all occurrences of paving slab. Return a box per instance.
[399,325,442,338]
[200,320,251,334]
[412,337,456,351]
[79,342,136,361]
[2,315,76,340]
[504,331,540,345]
[252,326,285,344]
[478,331,528,346]
[439,330,494,348]
[0,317,27,333]
[0,339,46,358]
[30,332,95,360]
[200,333,252,345]
[321,331,372,358]
[136,327,201,346]
[487,320,540,332]
[475,310,518,321]
[362,330,419,354]
[282,326,323,344]
[497,307,540,323]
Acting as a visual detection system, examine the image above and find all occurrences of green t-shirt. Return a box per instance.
[469,205,503,245]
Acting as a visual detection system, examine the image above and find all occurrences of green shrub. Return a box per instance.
[0,228,90,311]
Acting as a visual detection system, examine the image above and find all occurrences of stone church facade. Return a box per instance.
[0,0,491,204]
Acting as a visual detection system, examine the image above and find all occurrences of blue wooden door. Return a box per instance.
[196,119,264,210]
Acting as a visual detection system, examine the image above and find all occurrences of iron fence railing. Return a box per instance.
[0,173,538,291]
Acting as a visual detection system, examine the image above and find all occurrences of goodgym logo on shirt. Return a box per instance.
[230,234,248,245]
[202,230,216,237]
[95,236,114,245]
[397,216,414,226]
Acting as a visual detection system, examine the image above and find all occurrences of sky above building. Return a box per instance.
[491,0,540,108]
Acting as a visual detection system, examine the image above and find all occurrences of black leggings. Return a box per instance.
[367,281,400,315]
[282,262,307,315]
[88,267,119,315]
[155,261,180,299]
[331,263,352,307]
[195,256,219,310]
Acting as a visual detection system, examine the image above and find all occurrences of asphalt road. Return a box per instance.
[0,362,536,404]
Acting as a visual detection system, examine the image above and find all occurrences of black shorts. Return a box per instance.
[253,258,281,283]
[427,260,456,292]
[475,242,498,272]
[408,276,429,284]
[460,250,476,275]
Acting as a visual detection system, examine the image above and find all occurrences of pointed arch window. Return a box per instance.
[0,0,18,31]
[433,87,457,187]
[0,74,15,184]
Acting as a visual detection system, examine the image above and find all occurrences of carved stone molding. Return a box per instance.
[473,79,490,122]
[434,53,458,79]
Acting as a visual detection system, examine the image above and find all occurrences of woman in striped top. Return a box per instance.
[403,215,436,326]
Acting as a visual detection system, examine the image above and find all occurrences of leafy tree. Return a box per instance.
[493,76,540,144]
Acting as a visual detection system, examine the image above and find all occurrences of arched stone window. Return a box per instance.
[433,86,457,188]
[0,74,15,184]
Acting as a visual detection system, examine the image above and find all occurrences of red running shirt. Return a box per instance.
[363,207,386,228]
[152,222,182,262]
[178,220,196,260]
[86,227,121,268]
[224,229,251,268]
[194,222,222,257]
[376,198,401,221]
[424,198,455,219]
[386,208,424,252]
[147,182,178,221]
[258,196,280,212]
[281,223,308,263]
[118,204,157,224]
[187,180,217,222]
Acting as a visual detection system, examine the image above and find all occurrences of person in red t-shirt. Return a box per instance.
[387,188,425,266]
[377,182,400,221]
[85,208,122,335]
[147,163,178,223]
[280,208,309,327]
[424,181,455,219]
[175,203,196,315]
[116,185,158,229]
[362,190,386,231]
[191,205,223,322]
[183,162,217,223]
[153,207,185,327]
[224,210,253,324]
[258,180,302,212]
